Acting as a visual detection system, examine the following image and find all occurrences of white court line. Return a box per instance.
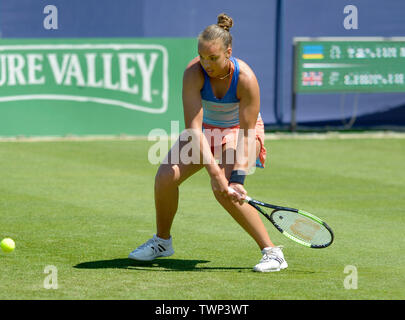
[1,131,405,142]
[264,132,405,140]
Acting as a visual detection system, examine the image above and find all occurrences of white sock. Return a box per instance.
[155,234,172,243]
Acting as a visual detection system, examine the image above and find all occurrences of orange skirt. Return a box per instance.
[202,117,267,168]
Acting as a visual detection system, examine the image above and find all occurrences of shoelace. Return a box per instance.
[137,238,159,252]
[261,246,284,263]
[137,238,168,254]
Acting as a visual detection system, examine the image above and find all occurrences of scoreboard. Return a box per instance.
[293,37,405,93]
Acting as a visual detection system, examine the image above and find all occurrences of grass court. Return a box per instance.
[0,134,404,299]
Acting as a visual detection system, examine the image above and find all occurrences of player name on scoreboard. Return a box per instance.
[294,38,405,93]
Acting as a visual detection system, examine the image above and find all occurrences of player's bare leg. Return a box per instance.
[154,138,203,240]
[128,138,203,261]
[212,140,275,250]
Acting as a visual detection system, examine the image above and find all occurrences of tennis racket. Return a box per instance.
[229,187,334,248]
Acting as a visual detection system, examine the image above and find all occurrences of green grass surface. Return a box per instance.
[0,137,404,300]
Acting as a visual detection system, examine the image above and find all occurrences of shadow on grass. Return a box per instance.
[74,258,252,272]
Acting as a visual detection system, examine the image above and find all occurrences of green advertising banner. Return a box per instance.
[294,37,405,93]
[0,38,197,136]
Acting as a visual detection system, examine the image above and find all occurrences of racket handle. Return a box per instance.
[228,186,252,202]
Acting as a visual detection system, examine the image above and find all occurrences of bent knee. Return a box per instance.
[213,190,225,203]
[155,164,180,188]
[211,185,230,203]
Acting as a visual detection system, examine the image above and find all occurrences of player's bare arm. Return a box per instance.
[182,60,230,198]
[230,59,261,199]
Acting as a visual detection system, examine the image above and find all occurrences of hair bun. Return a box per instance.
[217,13,233,32]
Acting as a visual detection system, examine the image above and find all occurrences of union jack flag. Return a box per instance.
[302,71,323,86]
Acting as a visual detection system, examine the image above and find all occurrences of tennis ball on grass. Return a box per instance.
[1,238,15,253]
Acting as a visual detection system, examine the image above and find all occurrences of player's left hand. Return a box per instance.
[228,183,247,205]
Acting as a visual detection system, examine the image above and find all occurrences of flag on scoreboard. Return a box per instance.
[302,45,324,59]
[301,71,323,86]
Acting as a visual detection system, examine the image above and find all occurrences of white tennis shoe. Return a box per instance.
[128,234,174,261]
[253,246,288,272]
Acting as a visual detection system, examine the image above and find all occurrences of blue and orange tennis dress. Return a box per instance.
[200,56,266,168]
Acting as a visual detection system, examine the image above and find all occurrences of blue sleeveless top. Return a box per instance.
[200,56,240,128]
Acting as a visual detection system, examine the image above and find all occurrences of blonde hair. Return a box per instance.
[198,13,233,49]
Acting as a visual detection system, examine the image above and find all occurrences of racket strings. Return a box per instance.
[271,210,332,246]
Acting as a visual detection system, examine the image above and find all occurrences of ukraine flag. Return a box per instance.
[302,45,324,59]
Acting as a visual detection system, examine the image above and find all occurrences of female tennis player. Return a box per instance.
[129,13,288,272]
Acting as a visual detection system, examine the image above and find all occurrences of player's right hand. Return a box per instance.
[228,183,247,205]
